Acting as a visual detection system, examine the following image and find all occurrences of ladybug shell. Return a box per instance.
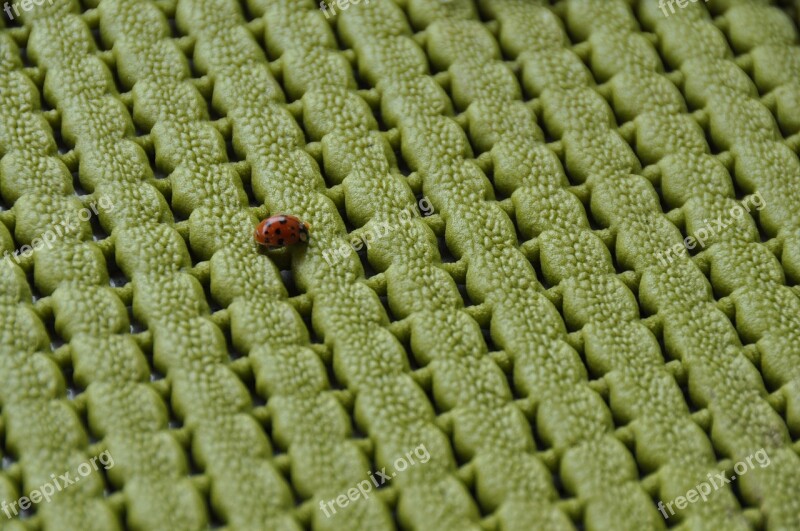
[254,214,310,250]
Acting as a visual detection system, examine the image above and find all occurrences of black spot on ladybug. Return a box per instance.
[275,229,281,235]
[278,238,284,245]
[280,218,288,224]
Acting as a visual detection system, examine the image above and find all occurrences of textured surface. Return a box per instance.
[1,0,800,529]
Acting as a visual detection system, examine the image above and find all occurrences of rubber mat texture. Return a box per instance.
[1,0,800,529]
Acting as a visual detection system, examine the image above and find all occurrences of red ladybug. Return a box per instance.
[254,214,311,250]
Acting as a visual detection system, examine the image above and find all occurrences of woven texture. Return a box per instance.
[2,0,800,529]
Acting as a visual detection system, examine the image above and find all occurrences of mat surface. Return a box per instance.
[1,0,800,529]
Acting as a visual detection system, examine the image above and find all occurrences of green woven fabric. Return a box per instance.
[1,0,800,529]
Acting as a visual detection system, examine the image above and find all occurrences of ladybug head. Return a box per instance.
[254,220,269,242]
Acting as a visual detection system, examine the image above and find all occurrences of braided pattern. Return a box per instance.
[1,0,799,529]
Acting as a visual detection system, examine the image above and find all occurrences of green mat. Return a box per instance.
[1,0,800,529]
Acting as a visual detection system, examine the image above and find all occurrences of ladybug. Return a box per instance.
[254,214,311,250]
